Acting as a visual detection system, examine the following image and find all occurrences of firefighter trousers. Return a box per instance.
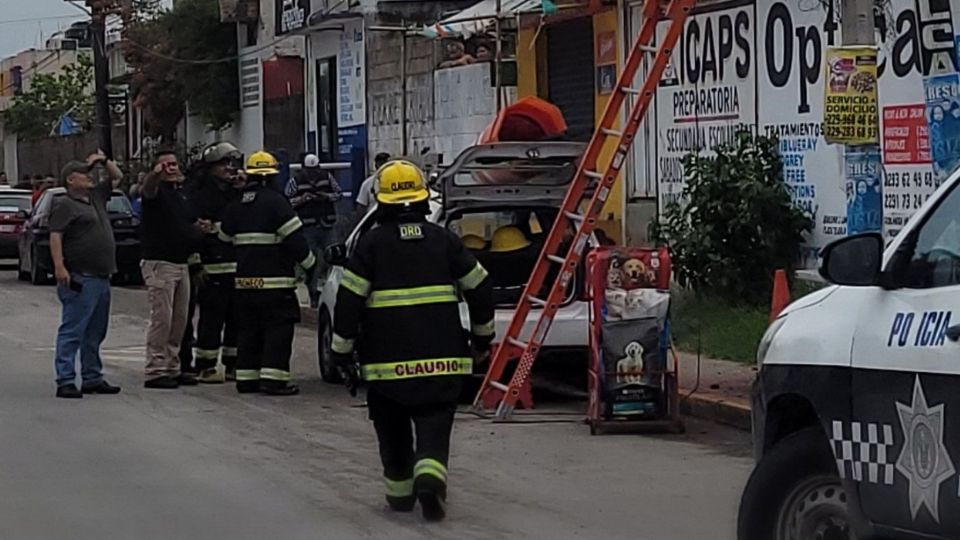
[234,289,300,388]
[368,389,456,504]
[195,276,238,371]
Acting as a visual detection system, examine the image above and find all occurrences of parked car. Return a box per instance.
[316,141,590,383]
[18,187,141,285]
[739,164,960,539]
[0,189,32,258]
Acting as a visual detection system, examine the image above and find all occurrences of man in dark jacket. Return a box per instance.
[140,150,206,389]
[285,153,341,308]
[331,160,494,522]
[221,151,316,396]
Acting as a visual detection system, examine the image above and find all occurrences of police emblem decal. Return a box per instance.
[895,376,955,523]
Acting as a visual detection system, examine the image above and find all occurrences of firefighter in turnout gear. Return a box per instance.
[220,151,316,396]
[331,160,495,521]
[191,142,244,383]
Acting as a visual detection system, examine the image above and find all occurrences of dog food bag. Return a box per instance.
[600,319,664,417]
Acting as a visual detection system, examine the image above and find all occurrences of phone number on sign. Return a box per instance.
[882,170,939,190]
[883,193,932,211]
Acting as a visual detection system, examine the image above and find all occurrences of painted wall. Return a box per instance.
[626,0,960,265]
[434,63,515,162]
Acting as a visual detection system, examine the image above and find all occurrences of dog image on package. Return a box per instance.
[616,341,645,384]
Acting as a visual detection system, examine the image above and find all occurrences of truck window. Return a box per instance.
[906,185,960,288]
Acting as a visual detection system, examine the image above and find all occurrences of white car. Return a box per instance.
[316,142,590,383]
[740,165,960,539]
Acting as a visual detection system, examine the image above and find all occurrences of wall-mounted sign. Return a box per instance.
[276,0,308,36]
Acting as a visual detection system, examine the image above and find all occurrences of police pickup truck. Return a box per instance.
[739,165,960,540]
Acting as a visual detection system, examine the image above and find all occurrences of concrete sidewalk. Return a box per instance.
[677,352,754,431]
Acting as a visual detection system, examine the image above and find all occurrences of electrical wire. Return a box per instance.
[0,15,84,26]
[121,32,296,65]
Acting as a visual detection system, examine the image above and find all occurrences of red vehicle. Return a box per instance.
[0,189,32,258]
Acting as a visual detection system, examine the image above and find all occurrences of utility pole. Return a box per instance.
[840,0,875,46]
[88,0,113,158]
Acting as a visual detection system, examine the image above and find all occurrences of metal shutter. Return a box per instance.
[546,18,595,141]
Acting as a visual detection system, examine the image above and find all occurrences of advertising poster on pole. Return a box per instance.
[845,147,883,235]
[923,73,960,182]
[654,1,756,211]
[823,47,879,145]
[881,104,933,238]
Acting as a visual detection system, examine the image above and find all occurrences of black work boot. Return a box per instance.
[260,380,300,396]
[386,495,416,513]
[144,376,179,389]
[414,476,447,522]
[236,380,260,394]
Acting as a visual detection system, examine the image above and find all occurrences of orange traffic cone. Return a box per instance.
[770,269,791,323]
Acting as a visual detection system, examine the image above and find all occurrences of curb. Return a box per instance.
[680,392,751,431]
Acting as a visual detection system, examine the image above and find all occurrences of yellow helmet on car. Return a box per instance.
[490,226,531,253]
[245,150,279,176]
[376,160,429,205]
[461,234,486,250]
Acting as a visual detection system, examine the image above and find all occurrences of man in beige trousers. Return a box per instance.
[140,150,208,389]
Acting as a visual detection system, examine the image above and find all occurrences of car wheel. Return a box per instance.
[30,247,46,285]
[318,309,343,384]
[737,427,853,540]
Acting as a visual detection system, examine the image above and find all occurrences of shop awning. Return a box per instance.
[426,0,559,38]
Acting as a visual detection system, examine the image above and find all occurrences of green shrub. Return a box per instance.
[654,130,813,305]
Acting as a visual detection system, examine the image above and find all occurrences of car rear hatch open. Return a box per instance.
[440,142,588,308]
[439,141,586,210]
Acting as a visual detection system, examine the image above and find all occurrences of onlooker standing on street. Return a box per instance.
[355,152,392,214]
[49,152,124,399]
[32,174,55,205]
[140,151,207,389]
[285,153,341,308]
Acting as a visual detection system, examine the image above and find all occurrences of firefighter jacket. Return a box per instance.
[286,170,341,227]
[189,174,239,276]
[219,182,316,291]
[332,214,495,405]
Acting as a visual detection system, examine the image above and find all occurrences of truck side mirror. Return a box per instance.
[818,233,883,286]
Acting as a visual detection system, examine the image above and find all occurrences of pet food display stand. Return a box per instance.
[585,247,684,435]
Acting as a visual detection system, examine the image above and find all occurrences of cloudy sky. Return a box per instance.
[0,0,88,59]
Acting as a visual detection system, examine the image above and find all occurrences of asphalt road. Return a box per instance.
[0,264,753,540]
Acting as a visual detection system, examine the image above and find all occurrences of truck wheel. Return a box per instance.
[318,310,343,384]
[737,427,853,540]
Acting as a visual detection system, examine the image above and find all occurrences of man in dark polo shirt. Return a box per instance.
[49,152,124,399]
[140,150,207,389]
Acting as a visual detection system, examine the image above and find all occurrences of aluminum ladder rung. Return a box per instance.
[600,127,623,137]
[546,254,566,265]
[527,295,547,307]
[507,336,528,349]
